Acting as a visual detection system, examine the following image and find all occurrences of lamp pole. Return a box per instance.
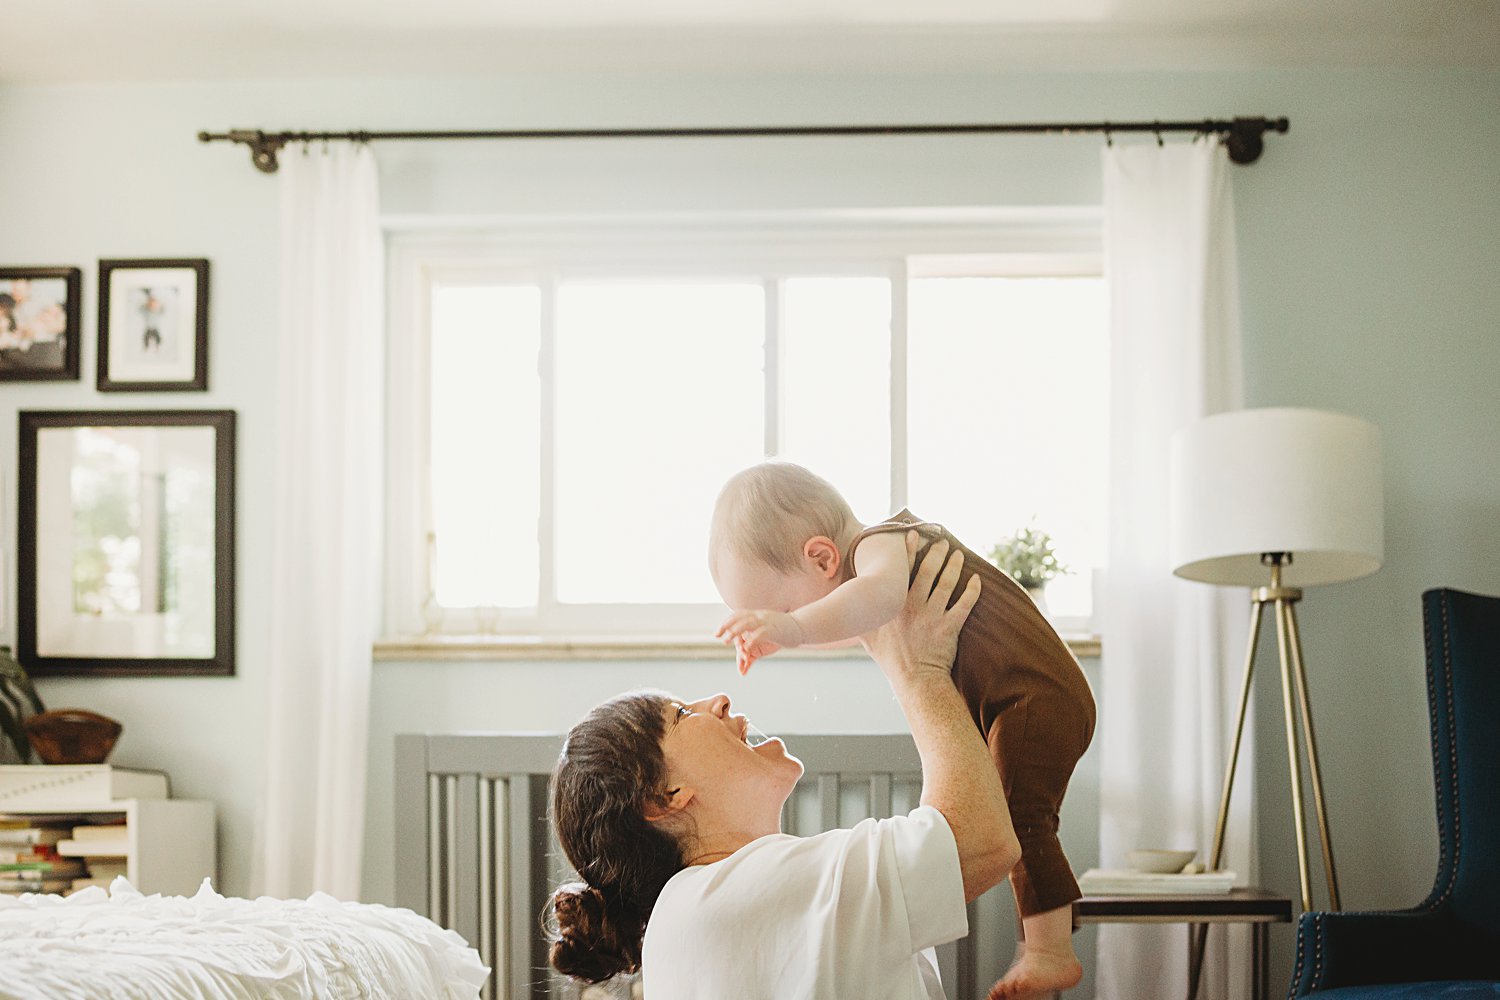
[1189,552,1341,999]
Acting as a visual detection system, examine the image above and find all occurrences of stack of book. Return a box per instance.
[0,819,86,895]
[57,821,130,893]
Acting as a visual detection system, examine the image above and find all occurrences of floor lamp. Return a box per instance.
[1170,408,1383,997]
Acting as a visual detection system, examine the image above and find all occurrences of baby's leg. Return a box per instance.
[990,851,1083,998]
[984,705,1088,999]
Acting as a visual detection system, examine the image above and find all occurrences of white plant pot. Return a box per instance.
[1024,586,1048,614]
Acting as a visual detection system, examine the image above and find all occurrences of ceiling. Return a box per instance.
[3,0,1497,83]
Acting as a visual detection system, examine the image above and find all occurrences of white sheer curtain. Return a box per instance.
[1097,139,1253,1000]
[254,143,383,901]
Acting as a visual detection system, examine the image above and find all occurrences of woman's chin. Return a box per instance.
[750,735,805,784]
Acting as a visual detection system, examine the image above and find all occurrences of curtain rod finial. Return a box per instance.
[1225,118,1268,165]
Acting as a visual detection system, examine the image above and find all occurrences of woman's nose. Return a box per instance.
[708,693,731,718]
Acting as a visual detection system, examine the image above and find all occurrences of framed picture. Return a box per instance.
[17,410,236,677]
[97,259,209,392]
[0,267,82,382]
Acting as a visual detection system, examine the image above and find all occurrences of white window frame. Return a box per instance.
[383,208,1102,645]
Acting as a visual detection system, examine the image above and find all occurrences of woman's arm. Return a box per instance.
[861,533,1019,903]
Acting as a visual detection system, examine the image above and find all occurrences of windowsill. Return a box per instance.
[373,633,1102,661]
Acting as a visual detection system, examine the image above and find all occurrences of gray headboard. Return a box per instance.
[396,732,977,999]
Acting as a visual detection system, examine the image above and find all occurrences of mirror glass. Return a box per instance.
[34,425,217,659]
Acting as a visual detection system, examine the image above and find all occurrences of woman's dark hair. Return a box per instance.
[547,690,686,984]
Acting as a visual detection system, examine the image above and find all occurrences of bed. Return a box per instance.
[0,877,489,999]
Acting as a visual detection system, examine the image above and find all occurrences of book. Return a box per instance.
[83,859,128,879]
[0,826,69,847]
[58,838,128,857]
[1078,868,1238,896]
[0,766,167,808]
[0,859,86,878]
[70,822,128,841]
[0,877,73,894]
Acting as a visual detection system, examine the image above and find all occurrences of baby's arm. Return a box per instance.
[788,531,910,645]
[716,531,910,672]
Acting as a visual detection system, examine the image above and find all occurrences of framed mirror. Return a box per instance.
[17,410,235,677]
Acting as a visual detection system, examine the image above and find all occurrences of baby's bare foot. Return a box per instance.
[986,949,1083,1000]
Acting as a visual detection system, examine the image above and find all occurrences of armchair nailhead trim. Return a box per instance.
[1289,918,1308,999]
[1434,593,1460,907]
[1312,913,1325,989]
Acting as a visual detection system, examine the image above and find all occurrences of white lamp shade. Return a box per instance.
[1170,408,1384,587]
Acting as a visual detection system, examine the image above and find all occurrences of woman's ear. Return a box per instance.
[643,785,695,824]
[803,536,842,578]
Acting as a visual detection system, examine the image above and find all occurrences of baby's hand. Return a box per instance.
[717,611,803,674]
[731,635,781,675]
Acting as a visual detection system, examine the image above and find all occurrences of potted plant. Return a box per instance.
[987,524,1068,611]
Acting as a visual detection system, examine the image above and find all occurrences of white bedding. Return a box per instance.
[0,879,489,1000]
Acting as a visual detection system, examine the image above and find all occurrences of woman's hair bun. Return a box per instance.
[547,882,643,984]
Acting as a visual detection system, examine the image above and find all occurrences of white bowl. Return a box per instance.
[1127,849,1196,874]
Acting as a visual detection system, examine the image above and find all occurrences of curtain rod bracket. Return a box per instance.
[198,130,287,174]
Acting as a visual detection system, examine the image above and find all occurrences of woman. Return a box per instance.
[548,535,1020,999]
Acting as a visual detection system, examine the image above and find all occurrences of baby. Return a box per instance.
[710,461,1095,1000]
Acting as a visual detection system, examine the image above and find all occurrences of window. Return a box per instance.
[386,213,1106,642]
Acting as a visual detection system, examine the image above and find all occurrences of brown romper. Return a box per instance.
[846,510,1097,918]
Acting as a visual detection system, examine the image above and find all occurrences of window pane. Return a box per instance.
[555,282,764,604]
[906,277,1107,620]
[430,284,541,608]
[779,277,891,524]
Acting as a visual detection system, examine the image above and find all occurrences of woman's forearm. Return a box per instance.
[893,671,1019,902]
[861,535,1018,902]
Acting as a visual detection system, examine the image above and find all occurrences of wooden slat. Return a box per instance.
[393,735,430,915]
[506,775,534,1000]
[443,775,459,931]
[453,775,480,949]
[869,773,893,820]
[477,778,495,1000]
[818,775,840,832]
[524,774,553,1000]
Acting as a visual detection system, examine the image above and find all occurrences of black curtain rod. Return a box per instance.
[199,116,1288,174]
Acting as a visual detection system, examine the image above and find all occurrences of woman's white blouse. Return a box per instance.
[641,805,967,1000]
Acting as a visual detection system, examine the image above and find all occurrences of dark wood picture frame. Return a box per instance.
[97,258,210,392]
[17,410,236,677]
[0,266,82,382]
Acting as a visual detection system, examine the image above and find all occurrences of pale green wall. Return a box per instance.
[2,67,1497,996]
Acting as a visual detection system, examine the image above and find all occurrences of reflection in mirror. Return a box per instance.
[35,425,217,659]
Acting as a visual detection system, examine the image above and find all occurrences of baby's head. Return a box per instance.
[709,462,857,612]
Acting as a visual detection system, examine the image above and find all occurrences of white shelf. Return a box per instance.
[1,798,216,896]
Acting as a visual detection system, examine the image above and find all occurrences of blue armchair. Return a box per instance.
[1289,588,1500,998]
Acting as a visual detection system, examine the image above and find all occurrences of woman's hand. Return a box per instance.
[861,532,980,686]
